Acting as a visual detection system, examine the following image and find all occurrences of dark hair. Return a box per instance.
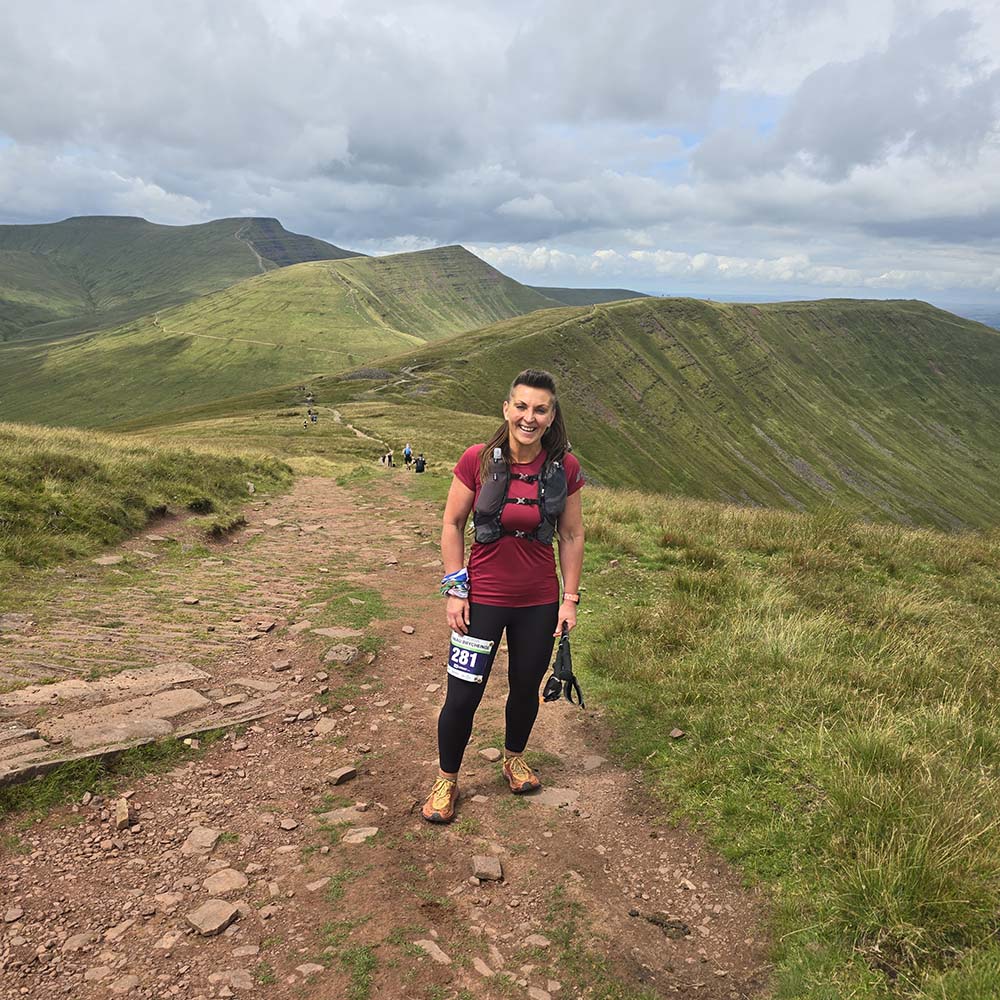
[479,369,570,480]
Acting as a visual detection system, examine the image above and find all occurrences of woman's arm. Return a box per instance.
[555,490,585,634]
[441,475,475,634]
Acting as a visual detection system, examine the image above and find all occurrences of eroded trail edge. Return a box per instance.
[0,474,770,1000]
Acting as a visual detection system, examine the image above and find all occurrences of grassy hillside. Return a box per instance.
[0,422,291,591]
[0,215,358,342]
[578,486,1000,998]
[529,285,649,306]
[0,246,562,428]
[251,295,1000,530]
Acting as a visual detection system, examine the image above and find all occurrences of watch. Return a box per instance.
[563,593,581,605]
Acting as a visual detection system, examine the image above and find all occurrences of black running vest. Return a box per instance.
[472,447,568,545]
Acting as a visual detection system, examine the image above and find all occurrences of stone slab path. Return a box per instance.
[0,472,771,1000]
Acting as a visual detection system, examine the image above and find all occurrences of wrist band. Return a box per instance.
[440,568,470,599]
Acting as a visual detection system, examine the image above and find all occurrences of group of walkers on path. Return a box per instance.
[381,442,426,472]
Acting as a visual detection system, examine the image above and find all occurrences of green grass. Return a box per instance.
[0,736,198,819]
[324,867,370,905]
[306,580,387,630]
[0,421,292,595]
[252,961,277,986]
[341,944,378,1000]
[320,916,371,951]
[576,486,1000,998]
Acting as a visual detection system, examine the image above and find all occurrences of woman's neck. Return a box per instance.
[508,437,543,465]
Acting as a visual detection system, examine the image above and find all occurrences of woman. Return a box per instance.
[423,369,585,823]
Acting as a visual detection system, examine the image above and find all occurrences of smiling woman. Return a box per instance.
[421,369,586,824]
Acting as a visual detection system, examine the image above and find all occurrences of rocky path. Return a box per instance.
[0,472,770,999]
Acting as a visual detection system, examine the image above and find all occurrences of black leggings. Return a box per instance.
[437,602,559,774]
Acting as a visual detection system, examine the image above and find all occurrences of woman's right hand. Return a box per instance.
[446,596,470,635]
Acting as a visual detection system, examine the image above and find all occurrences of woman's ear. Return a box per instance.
[502,399,510,419]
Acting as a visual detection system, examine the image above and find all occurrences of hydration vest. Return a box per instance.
[473,447,567,545]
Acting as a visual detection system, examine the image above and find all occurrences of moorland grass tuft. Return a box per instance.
[0,421,291,590]
[577,488,1000,998]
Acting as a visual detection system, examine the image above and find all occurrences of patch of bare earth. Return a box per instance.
[0,473,770,999]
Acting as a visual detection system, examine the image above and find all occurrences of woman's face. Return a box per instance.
[502,385,556,451]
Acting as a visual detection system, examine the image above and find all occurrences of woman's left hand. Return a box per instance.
[554,600,578,636]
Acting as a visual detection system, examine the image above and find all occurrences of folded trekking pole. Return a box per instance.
[542,624,585,708]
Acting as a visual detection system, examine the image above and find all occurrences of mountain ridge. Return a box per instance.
[265,294,1000,529]
[0,215,359,342]
[0,244,563,427]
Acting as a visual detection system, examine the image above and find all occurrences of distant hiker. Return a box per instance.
[414,453,426,473]
[311,412,318,424]
[385,450,394,467]
[404,442,413,468]
[303,419,309,429]
[422,369,585,824]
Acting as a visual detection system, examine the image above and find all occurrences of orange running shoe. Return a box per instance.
[421,776,459,823]
[502,754,541,794]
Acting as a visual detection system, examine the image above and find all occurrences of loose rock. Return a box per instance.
[473,855,504,881]
[324,644,360,664]
[413,939,452,964]
[203,869,249,896]
[114,797,133,831]
[62,931,96,952]
[110,974,140,996]
[524,934,551,949]
[342,827,379,845]
[154,930,185,950]
[327,766,357,785]
[181,826,221,856]
[186,899,241,936]
[478,748,502,762]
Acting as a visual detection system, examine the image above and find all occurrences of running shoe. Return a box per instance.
[421,776,459,823]
[502,754,541,794]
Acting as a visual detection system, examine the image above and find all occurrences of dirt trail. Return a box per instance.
[234,223,268,275]
[0,472,770,999]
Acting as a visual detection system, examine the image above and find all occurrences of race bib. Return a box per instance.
[446,631,495,684]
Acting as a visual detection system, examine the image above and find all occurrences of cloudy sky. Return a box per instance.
[2,0,999,303]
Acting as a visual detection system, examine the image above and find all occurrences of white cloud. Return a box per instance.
[472,242,1000,294]
[0,0,997,303]
[496,194,563,221]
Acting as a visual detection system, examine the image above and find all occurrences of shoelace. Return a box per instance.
[430,777,456,809]
[505,756,534,782]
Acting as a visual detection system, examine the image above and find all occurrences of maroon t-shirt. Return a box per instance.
[454,445,585,607]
